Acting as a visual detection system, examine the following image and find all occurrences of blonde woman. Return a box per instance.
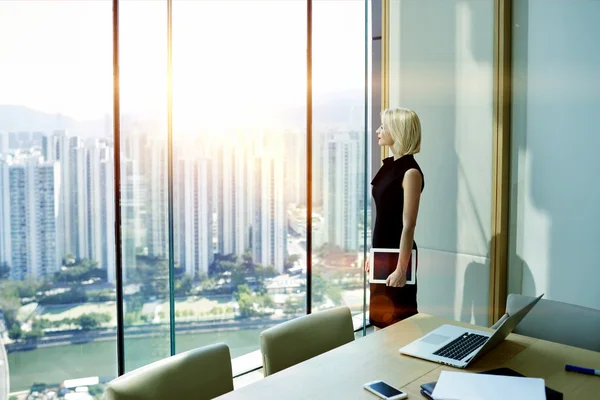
[366,108,424,330]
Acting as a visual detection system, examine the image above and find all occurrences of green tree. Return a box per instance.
[23,328,44,341]
[210,253,238,276]
[0,262,9,280]
[39,286,87,305]
[77,312,111,330]
[230,263,246,288]
[17,280,40,298]
[312,273,328,305]
[137,256,169,299]
[175,276,193,297]
[283,296,304,315]
[260,293,275,309]
[234,284,258,318]
[54,259,105,284]
[241,251,256,275]
[8,324,22,340]
[63,253,76,265]
[32,318,51,330]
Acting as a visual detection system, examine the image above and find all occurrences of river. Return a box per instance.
[8,328,263,392]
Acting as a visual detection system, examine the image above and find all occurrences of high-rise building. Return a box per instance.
[0,154,59,280]
[252,153,287,273]
[146,138,168,258]
[284,131,306,206]
[70,137,88,260]
[86,140,116,283]
[0,152,10,269]
[99,146,116,283]
[323,133,359,251]
[312,130,325,207]
[47,130,72,260]
[216,144,250,256]
[175,156,213,277]
[0,132,7,156]
[122,133,147,253]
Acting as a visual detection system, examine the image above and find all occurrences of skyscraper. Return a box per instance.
[0,132,7,156]
[99,146,116,283]
[284,131,306,206]
[86,140,116,283]
[70,137,88,260]
[146,138,168,258]
[252,153,287,273]
[175,156,213,277]
[46,130,72,260]
[323,133,359,251]
[0,153,59,280]
[0,154,10,270]
[216,144,250,256]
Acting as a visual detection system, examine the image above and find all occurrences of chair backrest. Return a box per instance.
[260,306,355,376]
[506,293,600,352]
[104,343,233,400]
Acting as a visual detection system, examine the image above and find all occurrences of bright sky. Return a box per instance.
[0,0,367,131]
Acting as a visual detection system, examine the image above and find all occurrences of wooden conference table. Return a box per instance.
[216,313,600,399]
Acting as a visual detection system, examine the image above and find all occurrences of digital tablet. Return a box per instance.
[369,248,416,285]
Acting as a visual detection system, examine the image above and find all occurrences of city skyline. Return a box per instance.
[0,124,365,282]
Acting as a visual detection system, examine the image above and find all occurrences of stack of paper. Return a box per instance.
[431,371,546,400]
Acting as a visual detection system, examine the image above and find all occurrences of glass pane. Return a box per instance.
[119,1,172,371]
[312,1,369,319]
[387,0,494,325]
[171,0,307,358]
[0,1,116,397]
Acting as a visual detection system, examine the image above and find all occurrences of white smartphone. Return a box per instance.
[363,380,408,400]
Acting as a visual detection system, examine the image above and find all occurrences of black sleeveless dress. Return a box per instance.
[370,154,424,328]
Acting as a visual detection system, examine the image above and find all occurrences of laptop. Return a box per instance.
[399,294,543,368]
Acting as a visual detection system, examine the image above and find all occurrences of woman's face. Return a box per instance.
[376,122,394,147]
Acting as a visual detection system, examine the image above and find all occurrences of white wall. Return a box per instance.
[388,0,494,325]
[509,0,600,310]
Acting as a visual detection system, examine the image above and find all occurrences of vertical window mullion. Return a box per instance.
[167,0,176,356]
[306,0,313,315]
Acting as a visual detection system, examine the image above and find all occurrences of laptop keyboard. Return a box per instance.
[433,332,488,361]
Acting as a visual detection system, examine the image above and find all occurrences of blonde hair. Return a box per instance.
[381,107,421,156]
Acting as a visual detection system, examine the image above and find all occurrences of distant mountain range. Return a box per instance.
[1,91,366,138]
[0,105,109,138]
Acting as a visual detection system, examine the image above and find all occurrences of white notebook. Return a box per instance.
[431,371,545,400]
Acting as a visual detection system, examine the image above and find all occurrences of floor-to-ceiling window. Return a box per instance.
[312,0,370,319]
[119,0,172,373]
[170,0,308,359]
[0,1,117,397]
[0,1,370,397]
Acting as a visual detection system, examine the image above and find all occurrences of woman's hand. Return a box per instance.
[386,268,407,287]
[364,257,370,274]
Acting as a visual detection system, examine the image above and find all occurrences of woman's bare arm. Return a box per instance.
[398,168,422,271]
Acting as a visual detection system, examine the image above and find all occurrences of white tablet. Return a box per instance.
[369,248,416,285]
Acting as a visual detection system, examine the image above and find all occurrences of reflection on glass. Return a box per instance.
[312,1,369,318]
[0,1,116,397]
[171,0,307,356]
[119,1,171,372]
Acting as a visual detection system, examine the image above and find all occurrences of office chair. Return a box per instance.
[105,343,234,400]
